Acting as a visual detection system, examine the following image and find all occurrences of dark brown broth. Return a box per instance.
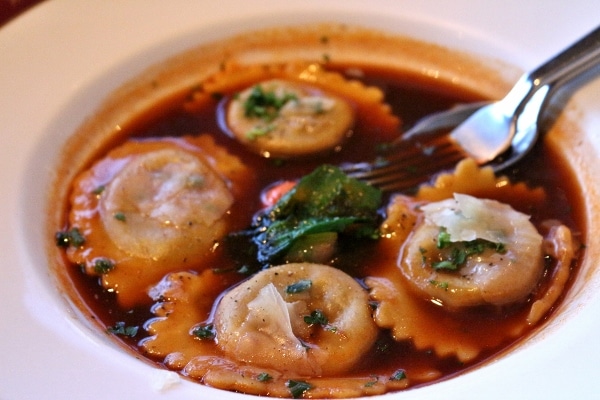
[62,64,583,386]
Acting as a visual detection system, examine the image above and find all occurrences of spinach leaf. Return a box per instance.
[233,165,382,265]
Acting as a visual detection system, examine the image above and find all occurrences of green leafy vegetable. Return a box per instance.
[107,321,138,337]
[55,227,85,248]
[432,228,507,271]
[436,230,452,248]
[113,212,126,222]
[364,375,379,387]
[246,124,275,140]
[304,309,338,332]
[286,279,312,294]
[286,380,313,398]
[93,258,115,274]
[230,165,382,265]
[285,232,338,264]
[257,372,273,382]
[192,323,216,340]
[91,185,105,195]
[390,369,407,381]
[304,309,329,326]
[429,280,449,290]
[243,85,298,122]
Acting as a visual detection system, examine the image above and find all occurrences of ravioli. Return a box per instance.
[214,263,378,376]
[227,79,355,157]
[61,136,250,306]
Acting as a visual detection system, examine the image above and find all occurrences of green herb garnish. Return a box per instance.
[246,124,275,140]
[107,321,138,337]
[286,279,312,294]
[93,258,115,274]
[364,375,379,387]
[431,229,507,271]
[436,230,452,248]
[257,372,273,382]
[91,185,105,195]
[113,212,126,222]
[55,227,85,248]
[243,85,297,122]
[304,309,329,326]
[286,380,313,398]
[429,280,449,290]
[304,309,338,332]
[390,369,407,381]
[192,323,216,340]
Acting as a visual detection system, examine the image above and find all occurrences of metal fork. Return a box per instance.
[342,25,600,193]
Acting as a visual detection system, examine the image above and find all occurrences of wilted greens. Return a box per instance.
[228,165,382,266]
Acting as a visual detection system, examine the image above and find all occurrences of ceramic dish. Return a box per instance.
[1,1,599,399]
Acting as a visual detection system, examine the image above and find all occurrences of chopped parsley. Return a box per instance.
[113,212,126,222]
[257,372,273,382]
[436,230,452,248]
[429,280,449,290]
[304,309,328,326]
[243,85,297,122]
[93,258,115,274]
[286,279,312,294]
[91,185,105,195]
[304,309,338,332]
[107,321,138,337]
[431,228,507,271]
[55,227,85,248]
[364,375,379,387]
[246,124,275,140]
[286,379,313,398]
[390,369,407,381]
[192,323,216,340]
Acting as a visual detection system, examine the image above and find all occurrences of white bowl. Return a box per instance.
[1,1,599,399]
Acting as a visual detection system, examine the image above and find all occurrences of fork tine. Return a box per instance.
[343,133,466,192]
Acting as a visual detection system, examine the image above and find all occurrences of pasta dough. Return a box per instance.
[214,263,378,376]
[227,79,354,157]
[64,137,245,306]
[401,193,544,308]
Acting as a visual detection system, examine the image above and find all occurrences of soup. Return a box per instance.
[48,24,584,398]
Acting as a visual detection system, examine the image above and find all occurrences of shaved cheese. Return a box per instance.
[245,283,304,350]
[421,193,530,243]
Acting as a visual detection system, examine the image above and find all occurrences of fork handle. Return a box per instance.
[531,25,600,88]
[505,25,600,113]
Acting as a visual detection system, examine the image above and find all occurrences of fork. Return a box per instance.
[342,25,600,193]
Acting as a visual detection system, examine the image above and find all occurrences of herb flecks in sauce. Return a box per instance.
[192,323,216,340]
[93,258,115,274]
[390,369,407,381]
[55,227,85,248]
[107,321,138,337]
[287,380,313,398]
[257,372,273,382]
